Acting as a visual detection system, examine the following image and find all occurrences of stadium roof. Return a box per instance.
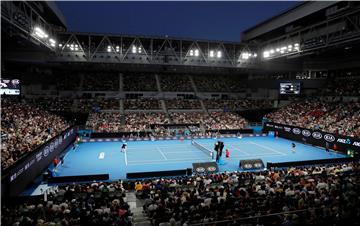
[34,1,67,29]
[242,1,338,41]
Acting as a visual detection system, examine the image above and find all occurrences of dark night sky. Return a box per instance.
[56,1,299,42]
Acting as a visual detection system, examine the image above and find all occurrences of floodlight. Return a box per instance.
[49,38,56,47]
[194,49,199,57]
[209,50,214,57]
[116,46,120,52]
[270,49,275,54]
[33,27,49,39]
[138,47,142,53]
[217,51,222,58]
[75,47,79,51]
[190,49,194,56]
[241,52,249,60]
[59,44,63,47]
[132,45,137,53]
[263,51,270,58]
[254,53,257,57]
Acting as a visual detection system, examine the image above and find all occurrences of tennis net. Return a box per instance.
[191,140,214,159]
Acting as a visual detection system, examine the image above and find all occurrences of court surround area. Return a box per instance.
[53,136,346,180]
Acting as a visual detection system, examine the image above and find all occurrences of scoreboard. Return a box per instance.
[0,78,20,95]
[279,82,301,95]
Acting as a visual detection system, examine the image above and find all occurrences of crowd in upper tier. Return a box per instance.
[1,97,70,170]
[160,74,193,92]
[83,73,119,91]
[123,74,158,91]
[124,99,161,110]
[166,99,202,109]
[323,76,360,96]
[4,162,359,226]
[204,99,273,110]
[266,99,360,137]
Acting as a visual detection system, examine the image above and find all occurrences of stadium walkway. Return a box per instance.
[126,191,152,226]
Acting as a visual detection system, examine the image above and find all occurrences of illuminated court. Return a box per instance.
[53,136,347,180]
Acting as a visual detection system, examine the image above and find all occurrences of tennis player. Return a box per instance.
[291,142,296,153]
[121,143,127,153]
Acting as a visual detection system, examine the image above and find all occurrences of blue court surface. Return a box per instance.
[53,136,347,180]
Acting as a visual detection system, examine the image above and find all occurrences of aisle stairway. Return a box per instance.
[126,191,152,226]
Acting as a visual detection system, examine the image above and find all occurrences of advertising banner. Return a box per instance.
[263,122,360,153]
[2,127,77,196]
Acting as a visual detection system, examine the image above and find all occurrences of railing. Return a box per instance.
[188,208,322,226]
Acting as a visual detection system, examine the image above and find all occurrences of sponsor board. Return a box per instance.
[264,122,360,151]
[292,128,301,134]
[312,132,322,139]
[324,134,336,142]
[302,130,311,137]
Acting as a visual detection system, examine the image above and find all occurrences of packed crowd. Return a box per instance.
[209,112,248,130]
[124,113,170,132]
[136,161,360,226]
[169,112,207,125]
[1,97,70,169]
[266,99,360,137]
[2,158,359,226]
[166,99,202,109]
[160,74,193,92]
[2,181,132,226]
[86,112,123,132]
[25,97,74,112]
[204,99,273,110]
[193,74,229,92]
[124,99,161,110]
[77,98,120,112]
[123,74,158,91]
[86,110,248,134]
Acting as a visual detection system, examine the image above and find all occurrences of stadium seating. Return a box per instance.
[1,181,132,226]
[160,74,193,92]
[1,97,70,169]
[124,98,161,110]
[204,99,273,110]
[123,74,157,91]
[2,162,359,226]
[266,99,360,137]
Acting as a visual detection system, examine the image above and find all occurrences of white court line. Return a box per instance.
[160,151,196,154]
[124,150,128,166]
[128,158,207,163]
[227,144,250,156]
[248,141,286,156]
[127,158,209,166]
[231,153,284,158]
[156,147,168,160]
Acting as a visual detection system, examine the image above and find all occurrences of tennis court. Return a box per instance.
[53,136,347,180]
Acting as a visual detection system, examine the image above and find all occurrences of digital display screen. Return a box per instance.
[0,79,20,95]
[280,82,300,95]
